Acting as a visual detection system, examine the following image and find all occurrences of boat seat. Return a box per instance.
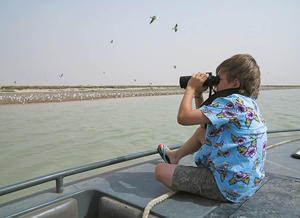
[98,196,159,218]
[18,198,78,218]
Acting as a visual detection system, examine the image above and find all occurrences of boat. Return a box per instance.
[0,128,299,218]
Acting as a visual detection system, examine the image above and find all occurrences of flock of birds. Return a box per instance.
[96,16,179,84]
[2,15,181,104]
[0,90,123,104]
[12,16,179,86]
[107,16,179,83]
[0,87,184,104]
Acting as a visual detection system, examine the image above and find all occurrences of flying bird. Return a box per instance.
[173,65,176,69]
[58,73,63,78]
[149,16,158,24]
[110,40,113,44]
[172,24,178,32]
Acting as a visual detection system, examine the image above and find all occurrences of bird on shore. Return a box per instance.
[149,16,158,24]
[172,24,178,32]
[59,73,64,78]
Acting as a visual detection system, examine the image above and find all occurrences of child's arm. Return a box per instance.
[194,91,204,109]
[177,73,210,126]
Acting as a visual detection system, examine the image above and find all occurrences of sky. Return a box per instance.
[0,0,300,86]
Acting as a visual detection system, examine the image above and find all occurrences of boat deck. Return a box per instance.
[1,135,299,217]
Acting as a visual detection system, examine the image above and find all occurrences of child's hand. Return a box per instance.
[187,72,209,92]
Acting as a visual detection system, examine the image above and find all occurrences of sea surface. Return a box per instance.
[1,89,300,202]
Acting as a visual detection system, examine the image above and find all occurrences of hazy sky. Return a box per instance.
[1,0,300,86]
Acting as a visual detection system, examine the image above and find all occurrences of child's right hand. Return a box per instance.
[187,72,209,93]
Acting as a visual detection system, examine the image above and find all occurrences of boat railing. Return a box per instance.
[1,128,300,197]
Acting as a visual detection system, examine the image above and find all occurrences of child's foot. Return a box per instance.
[157,144,179,164]
[157,144,170,163]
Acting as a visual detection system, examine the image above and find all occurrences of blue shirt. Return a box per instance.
[195,94,267,203]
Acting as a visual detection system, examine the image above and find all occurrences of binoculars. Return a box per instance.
[179,72,220,89]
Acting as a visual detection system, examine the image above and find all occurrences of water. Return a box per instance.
[1,89,300,202]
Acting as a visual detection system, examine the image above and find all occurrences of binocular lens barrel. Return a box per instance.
[179,73,220,89]
[179,76,192,89]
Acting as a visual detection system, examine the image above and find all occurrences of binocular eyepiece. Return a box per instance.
[179,72,220,89]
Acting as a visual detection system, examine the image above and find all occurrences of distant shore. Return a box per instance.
[0,86,184,105]
[1,85,299,105]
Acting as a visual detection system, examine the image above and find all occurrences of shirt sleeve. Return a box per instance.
[200,96,238,130]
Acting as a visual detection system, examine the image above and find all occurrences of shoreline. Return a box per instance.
[0,87,185,105]
[1,85,299,105]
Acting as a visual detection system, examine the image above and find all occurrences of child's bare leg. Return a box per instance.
[166,126,206,164]
[155,163,177,188]
[155,126,206,187]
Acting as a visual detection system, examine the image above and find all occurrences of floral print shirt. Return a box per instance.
[195,94,267,203]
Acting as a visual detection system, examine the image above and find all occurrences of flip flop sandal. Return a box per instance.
[157,144,170,163]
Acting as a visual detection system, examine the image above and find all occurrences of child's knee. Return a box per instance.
[155,163,176,188]
[154,163,164,181]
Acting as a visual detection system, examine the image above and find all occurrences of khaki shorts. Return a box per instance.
[172,165,229,202]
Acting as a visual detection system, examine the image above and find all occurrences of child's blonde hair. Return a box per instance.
[216,54,261,99]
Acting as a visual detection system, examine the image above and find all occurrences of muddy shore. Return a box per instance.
[0,86,299,105]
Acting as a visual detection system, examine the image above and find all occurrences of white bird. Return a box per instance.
[149,16,158,24]
[172,24,178,32]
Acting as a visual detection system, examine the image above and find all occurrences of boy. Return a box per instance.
[155,54,267,203]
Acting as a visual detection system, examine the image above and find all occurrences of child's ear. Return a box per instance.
[233,79,240,88]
